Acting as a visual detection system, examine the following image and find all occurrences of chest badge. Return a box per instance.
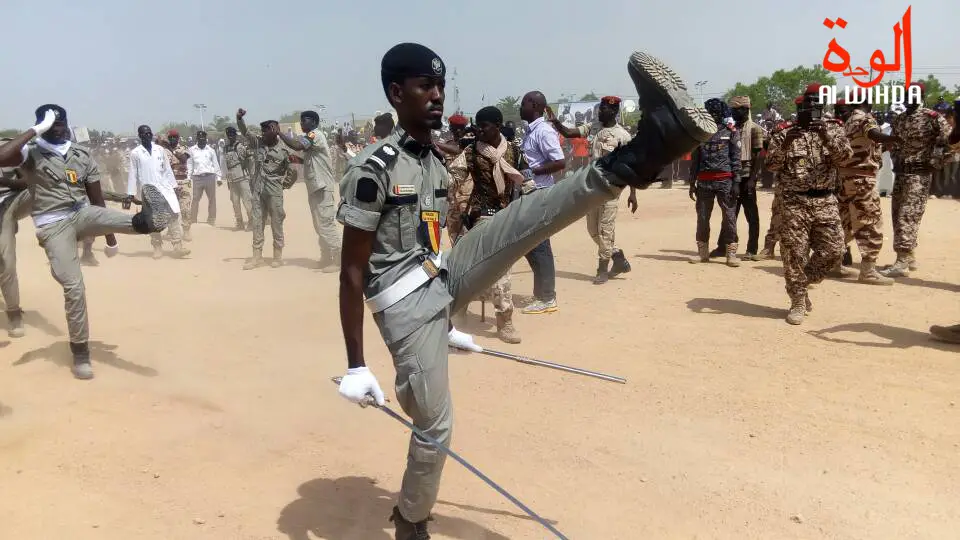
[420,210,441,254]
[65,168,79,184]
[393,184,416,195]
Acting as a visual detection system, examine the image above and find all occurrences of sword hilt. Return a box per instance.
[330,376,389,408]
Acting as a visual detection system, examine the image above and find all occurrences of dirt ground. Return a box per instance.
[1,183,958,540]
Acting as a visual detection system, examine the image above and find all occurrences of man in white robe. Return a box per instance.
[128,125,189,259]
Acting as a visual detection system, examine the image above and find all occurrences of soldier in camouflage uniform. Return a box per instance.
[237,109,293,269]
[222,127,254,231]
[882,82,952,277]
[754,101,800,261]
[163,129,193,241]
[447,106,526,344]
[765,85,852,325]
[833,100,900,284]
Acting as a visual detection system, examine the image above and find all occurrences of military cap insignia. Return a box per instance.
[432,57,442,75]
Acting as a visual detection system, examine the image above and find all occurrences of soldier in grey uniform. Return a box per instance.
[277,110,343,273]
[335,43,715,539]
[223,126,254,231]
[236,110,294,269]
[0,141,32,338]
[0,104,173,380]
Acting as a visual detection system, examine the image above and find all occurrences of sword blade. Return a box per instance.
[330,377,569,539]
[479,348,627,384]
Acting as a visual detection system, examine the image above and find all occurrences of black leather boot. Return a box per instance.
[390,506,431,540]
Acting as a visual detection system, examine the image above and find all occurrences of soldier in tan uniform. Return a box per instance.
[882,82,952,277]
[929,105,960,344]
[546,96,637,284]
[0,104,173,379]
[0,140,31,338]
[335,43,715,539]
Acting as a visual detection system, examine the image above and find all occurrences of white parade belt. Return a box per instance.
[365,252,442,314]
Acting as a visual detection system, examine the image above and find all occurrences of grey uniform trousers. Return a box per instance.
[0,190,33,311]
[308,187,341,257]
[387,163,620,523]
[251,191,285,251]
[228,179,253,225]
[190,173,217,224]
[35,206,139,343]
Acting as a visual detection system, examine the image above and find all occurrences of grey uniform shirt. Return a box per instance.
[337,127,453,344]
[301,128,337,193]
[19,143,99,218]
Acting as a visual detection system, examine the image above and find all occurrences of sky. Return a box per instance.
[2,0,957,134]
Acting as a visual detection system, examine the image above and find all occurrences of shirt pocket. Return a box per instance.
[398,203,419,251]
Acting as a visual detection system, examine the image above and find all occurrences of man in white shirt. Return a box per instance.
[128,125,189,259]
[187,130,222,226]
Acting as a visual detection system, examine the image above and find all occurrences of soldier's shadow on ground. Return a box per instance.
[277,476,517,540]
[220,257,320,271]
[0,309,62,337]
[451,308,498,340]
[808,323,959,351]
[116,250,164,259]
[12,341,159,377]
[687,298,784,320]
[0,402,11,418]
[511,268,596,284]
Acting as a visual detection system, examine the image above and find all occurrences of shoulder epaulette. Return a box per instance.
[366,143,399,171]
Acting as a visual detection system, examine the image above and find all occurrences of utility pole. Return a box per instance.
[193,103,207,131]
[695,81,708,104]
[452,68,461,114]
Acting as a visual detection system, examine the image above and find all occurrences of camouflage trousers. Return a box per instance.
[586,198,618,260]
[891,173,931,254]
[251,191,285,251]
[175,182,193,232]
[838,174,884,263]
[763,186,783,249]
[780,193,844,302]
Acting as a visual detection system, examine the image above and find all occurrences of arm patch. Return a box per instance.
[355,177,379,203]
[365,144,399,171]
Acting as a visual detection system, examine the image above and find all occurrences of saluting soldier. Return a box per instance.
[0,104,173,379]
[333,43,715,539]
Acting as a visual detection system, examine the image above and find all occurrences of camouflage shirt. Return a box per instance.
[448,140,527,217]
[838,109,882,175]
[765,122,852,192]
[890,107,951,171]
[169,144,190,181]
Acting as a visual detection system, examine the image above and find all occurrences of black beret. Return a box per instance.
[35,104,67,124]
[381,43,445,93]
[475,106,502,125]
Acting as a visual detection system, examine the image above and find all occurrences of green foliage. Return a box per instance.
[722,65,838,115]
[0,129,20,138]
[278,110,302,124]
[207,115,232,132]
[496,96,521,125]
[579,92,598,101]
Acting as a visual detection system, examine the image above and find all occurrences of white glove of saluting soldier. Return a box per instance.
[449,326,483,352]
[338,366,386,406]
[31,110,57,138]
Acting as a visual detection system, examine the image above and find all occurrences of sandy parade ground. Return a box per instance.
[1,182,958,540]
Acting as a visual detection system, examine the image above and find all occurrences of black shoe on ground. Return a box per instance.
[390,506,431,540]
[598,51,716,187]
[709,246,724,258]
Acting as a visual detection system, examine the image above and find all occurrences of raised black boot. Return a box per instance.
[609,248,632,277]
[597,52,716,187]
[390,506,431,540]
[131,185,173,234]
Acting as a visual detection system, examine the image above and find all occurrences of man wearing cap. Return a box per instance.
[436,113,470,161]
[765,85,852,325]
[276,110,343,273]
[162,129,193,241]
[334,43,716,538]
[723,96,765,260]
[222,126,254,231]
[545,96,637,284]
[0,105,173,378]
[833,100,899,284]
[236,109,293,269]
[882,82,952,277]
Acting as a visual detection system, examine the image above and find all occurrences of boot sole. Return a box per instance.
[140,185,173,232]
[627,52,716,143]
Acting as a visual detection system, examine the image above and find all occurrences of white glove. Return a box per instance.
[521,179,536,195]
[31,110,56,137]
[449,327,483,352]
[338,366,385,406]
[104,242,119,258]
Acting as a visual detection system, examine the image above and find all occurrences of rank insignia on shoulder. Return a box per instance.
[367,144,399,171]
[392,184,416,195]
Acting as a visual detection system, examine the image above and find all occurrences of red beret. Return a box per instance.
[167,129,179,137]
[909,81,926,92]
[448,114,468,127]
[804,82,824,95]
[601,96,622,106]
[794,96,804,105]
[835,98,846,105]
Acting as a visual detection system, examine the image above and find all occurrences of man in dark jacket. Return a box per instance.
[688,98,742,266]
